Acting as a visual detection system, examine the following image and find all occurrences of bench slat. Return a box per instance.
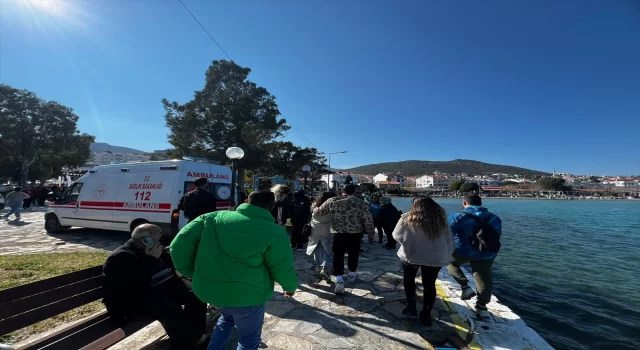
[0,266,103,304]
[0,276,104,320]
[0,288,103,336]
[16,311,110,350]
[78,317,153,350]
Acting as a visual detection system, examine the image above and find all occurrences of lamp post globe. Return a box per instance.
[226,147,245,160]
[226,147,245,208]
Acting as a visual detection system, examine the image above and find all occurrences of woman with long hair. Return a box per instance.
[392,196,454,326]
[307,191,336,278]
[270,184,293,227]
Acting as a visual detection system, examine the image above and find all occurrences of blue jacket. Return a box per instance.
[448,206,502,260]
[369,203,381,218]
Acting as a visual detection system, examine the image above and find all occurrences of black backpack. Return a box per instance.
[463,213,501,253]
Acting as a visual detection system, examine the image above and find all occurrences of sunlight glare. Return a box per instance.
[16,0,93,29]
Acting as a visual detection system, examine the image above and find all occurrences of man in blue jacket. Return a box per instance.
[446,194,502,318]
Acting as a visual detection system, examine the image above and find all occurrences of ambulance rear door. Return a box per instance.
[177,163,232,229]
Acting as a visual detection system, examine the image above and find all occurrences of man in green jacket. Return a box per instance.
[170,190,298,350]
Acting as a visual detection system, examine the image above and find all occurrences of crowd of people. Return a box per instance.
[2,185,63,221]
[100,178,502,349]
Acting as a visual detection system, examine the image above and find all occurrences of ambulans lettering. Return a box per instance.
[123,202,160,209]
[186,171,230,180]
[128,183,163,190]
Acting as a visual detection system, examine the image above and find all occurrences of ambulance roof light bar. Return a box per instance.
[182,156,220,165]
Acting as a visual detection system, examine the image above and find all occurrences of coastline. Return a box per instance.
[389,196,639,201]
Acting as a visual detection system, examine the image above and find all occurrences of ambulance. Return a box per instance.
[45,158,233,240]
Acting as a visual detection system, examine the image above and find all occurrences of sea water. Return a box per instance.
[391,198,640,350]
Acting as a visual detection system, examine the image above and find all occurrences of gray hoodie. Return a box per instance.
[392,213,455,267]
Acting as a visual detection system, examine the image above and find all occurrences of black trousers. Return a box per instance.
[383,225,396,248]
[291,224,306,248]
[143,278,207,348]
[402,263,441,311]
[332,233,362,276]
[374,218,384,241]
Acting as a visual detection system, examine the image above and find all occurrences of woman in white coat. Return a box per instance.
[306,191,336,279]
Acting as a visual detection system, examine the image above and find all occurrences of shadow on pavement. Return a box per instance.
[46,227,131,251]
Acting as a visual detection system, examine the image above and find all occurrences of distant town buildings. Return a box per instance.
[416,175,455,189]
[92,151,151,165]
[321,173,360,190]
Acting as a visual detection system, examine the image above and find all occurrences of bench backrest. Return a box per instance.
[0,266,104,336]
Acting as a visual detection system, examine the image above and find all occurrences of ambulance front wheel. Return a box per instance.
[45,214,67,233]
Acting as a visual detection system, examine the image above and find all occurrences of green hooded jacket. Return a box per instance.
[170,203,298,307]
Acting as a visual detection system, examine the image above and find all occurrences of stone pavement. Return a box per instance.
[225,242,471,350]
[216,240,552,350]
[0,208,129,255]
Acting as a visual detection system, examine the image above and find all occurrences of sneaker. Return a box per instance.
[347,273,356,283]
[335,281,345,294]
[402,307,417,317]
[461,286,477,300]
[419,310,433,326]
[476,307,491,319]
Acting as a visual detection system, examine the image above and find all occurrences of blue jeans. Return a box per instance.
[311,242,332,274]
[4,206,21,218]
[208,305,265,350]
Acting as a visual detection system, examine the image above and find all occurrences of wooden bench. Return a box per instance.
[0,266,153,350]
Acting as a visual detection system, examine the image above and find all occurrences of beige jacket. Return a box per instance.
[392,214,455,267]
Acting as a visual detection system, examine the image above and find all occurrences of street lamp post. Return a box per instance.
[226,147,245,207]
[302,165,311,192]
[327,151,347,190]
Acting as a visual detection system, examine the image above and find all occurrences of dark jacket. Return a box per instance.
[379,203,402,229]
[271,194,294,225]
[102,240,176,321]
[291,192,311,227]
[178,188,217,221]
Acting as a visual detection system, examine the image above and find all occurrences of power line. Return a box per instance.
[177,0,321,151]
[176,0,233,61]
[291,126,317,149]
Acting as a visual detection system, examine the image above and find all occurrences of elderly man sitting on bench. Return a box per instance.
[102,224,209,349]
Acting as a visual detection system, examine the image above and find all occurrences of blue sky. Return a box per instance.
[1,0,639,175]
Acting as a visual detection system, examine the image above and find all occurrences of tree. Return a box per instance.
[257,141,327,180]
[538,177,571,191]
[589,176,601,183]
[461,182,481,193]
[163,60,289,175]
[0,85,95,184]
[449,179,466,192]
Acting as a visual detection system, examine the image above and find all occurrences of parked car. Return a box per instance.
[0,193,5,210]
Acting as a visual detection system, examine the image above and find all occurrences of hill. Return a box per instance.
[342,159,549,177]
[90,142,146,154]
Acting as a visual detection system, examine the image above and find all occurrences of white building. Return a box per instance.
[615,179,640,188]
[92,151,151,165]
[469,177,502,187]
[321,173,359,190]
[416,175,455,189]
[373,173,389,183]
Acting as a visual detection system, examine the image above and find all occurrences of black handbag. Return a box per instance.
[301,207,313,239]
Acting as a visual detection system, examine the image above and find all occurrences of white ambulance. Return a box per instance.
[45,158,233,240]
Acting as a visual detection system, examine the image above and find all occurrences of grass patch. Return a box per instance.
[0,251,110,344]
